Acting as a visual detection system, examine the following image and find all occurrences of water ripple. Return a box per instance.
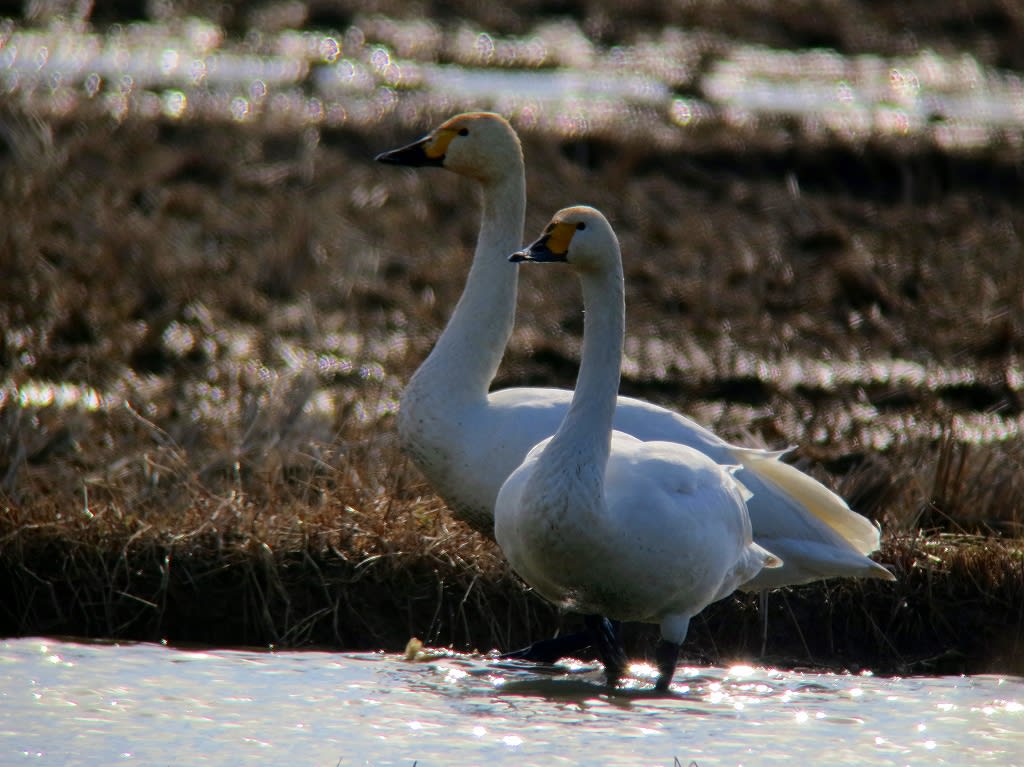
[1,639,1022,766]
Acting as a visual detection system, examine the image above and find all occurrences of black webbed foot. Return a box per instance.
[500,630,593,664]
[654,639,680,692]
[585,615,628,686]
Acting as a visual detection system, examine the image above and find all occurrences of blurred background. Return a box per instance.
[0,1,1022,669]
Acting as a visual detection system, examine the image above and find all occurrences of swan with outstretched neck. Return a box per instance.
[495,206,781,690]
[375,112,892,596]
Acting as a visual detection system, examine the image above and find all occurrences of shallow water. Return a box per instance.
[4,346,1023,448]
[2,638,1021,766]
[2,17,1023,147]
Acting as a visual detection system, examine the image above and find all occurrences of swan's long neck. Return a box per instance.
[407,168,525,403]
[541,261,626,474]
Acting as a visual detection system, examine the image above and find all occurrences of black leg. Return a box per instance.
[585,614,628,686]
[500,630,593,664]
[759,588,769,657]
[655,639,680,692]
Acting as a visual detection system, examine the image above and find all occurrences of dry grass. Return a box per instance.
[2,1,1024,672]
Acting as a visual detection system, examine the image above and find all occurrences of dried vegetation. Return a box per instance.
[1,0,1023,674]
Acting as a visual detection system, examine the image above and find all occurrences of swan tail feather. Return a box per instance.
[729,446,883,556]
[729,445,896,585]
[756,544,783,569]
[723,464,753,503]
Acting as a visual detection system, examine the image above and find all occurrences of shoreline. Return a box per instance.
[2,511,1020,677]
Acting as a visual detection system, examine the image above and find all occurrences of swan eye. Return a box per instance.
[576,222,586,230]
[458,128,469,136]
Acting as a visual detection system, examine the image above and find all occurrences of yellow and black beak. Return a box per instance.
[509,235,563,263]
[376,126,461,168]
[374,134,444,167]
[509,221,577,263]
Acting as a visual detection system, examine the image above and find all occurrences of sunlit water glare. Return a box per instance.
[1,638,1021,766]
[5,344,1022,446]
[2,17,1023,146]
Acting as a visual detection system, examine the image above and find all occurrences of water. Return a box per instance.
[2,17,1023,146]
[2,638,1021,766]
[4,349,1023,448]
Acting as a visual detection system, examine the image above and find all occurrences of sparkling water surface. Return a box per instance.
[1,637,1021,766]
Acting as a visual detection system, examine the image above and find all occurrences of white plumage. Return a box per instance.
[376,111,893,589]
[495,206,780,689]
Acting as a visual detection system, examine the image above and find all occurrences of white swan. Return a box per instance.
[376,112,893,589]
[495,206,781,690]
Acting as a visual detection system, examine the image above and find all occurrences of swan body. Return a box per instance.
[494,207,780,689]
[376,112,893,589]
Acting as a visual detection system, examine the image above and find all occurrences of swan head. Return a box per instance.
[510,206,618,273]
[375,112,523,184]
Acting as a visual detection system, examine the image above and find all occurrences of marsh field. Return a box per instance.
[1,0,1023,677]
